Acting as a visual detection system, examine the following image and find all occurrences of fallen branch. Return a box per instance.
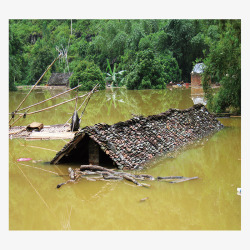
[16,85,82,113]
[13,93,89,116]
[123,174,143,186]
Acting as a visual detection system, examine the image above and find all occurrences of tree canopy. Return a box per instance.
[202,20,241,113]
[9,19,241,113]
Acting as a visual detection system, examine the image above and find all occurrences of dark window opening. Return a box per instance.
[99,148,116,168]
[60,135,90,164]
[58,135,117,168]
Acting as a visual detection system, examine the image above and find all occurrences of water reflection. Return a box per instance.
[191,86,207,105]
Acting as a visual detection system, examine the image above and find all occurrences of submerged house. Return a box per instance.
[191,63,205,87]
[47,72,73,87]
[51,104,223,170]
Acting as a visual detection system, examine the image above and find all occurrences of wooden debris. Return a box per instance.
[56,165,198,189]
[103,175,123,180]
[80,165,116,174]
[86,177,97,181]
[157,176,183,180]
[123,174,143,186]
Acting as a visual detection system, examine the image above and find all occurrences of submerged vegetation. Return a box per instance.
[9,19,241,113]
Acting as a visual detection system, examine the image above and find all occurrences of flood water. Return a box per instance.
[9,87,241,230]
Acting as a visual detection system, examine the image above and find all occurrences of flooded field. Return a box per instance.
[9,87,241,230]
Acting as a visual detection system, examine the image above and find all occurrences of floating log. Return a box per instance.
[80,165,116,173]
[123,174,143,186]
[157,176,183,180]
[103,175,123,180]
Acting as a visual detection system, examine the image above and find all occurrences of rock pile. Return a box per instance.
[51,104,223,169]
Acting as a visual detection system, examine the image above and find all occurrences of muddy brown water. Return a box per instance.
[9,87,241,230]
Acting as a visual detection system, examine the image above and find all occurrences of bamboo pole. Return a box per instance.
[13,92,89,116]
[9,115,22,128]
[79,92,92,121]
[77,84,99,113]
[15,85,81,113]
[9,108,30,128]
[64,83,99,125]
[9,56,60,124]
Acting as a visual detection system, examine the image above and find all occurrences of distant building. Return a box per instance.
[190,63,205,87]
[48,73,73,87]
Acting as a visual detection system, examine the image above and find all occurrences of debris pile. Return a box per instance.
[56,165,199,189]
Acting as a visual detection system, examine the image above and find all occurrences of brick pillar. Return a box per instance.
[89,139,99,165]
[191,73,202,87]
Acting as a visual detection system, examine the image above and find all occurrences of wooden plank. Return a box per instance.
[27,132,75,140]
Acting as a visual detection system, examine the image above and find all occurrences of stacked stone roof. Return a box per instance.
[51,104,223,169]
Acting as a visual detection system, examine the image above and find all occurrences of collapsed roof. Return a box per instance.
[50,104,223,170]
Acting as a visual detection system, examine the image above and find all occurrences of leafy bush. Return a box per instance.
[159,55,181,83]
[69,60,105,91]
[125,49,181,90]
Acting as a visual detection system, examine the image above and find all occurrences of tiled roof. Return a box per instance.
[51,104,223,169]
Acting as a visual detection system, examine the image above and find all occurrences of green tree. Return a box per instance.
[27,39,55,85]
[159,54,181,83]
[9,25,24,90]
[202,20,241,114]
[125,49,167,90]
[164,19,206,81]
[69,60,105,91]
